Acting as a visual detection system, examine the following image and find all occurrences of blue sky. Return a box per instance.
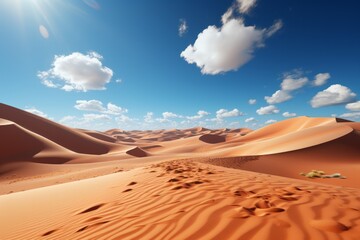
[1,0,360,130]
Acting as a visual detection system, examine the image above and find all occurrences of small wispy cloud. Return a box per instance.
[265,20,283,37]
[179,19,188,37]
[245,117,256,123]
[24,107,49,119]
[248,99,257,105]
[237,0,257,14]
[312,73,331,86]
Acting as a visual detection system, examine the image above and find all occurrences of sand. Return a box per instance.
[0,103,359,239]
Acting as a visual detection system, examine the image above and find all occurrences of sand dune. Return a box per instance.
[126,147,150,157]
[0,118,77,164]
[1,161,359,240]
[0,104,118,155]
[79,129,117,143]
[1,104,359,239]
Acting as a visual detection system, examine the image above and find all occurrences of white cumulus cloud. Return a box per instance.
[59,114,112,130]
[313,73,331,86]
[83,114,111,122]
[24,108,48,118]
[162,112,180,119]
[340,112,360,119]
[181,15,282,75]
[74,100,127,115]
[256,105,280,115]
[186,110,210,120]
[265,119,277,124]
[216,108,243,118]
[38,52,113,91]
[59,116,76,124]
[116,115,134,123]
[105,103,127,115]
[283,112,297,118]
[310,84,356,108]
[281,77,308,91]
[345,101,360,111]
[264,71,331,105]
[75,100,106,112]
[265,90,292,104]
[144,112,154,123]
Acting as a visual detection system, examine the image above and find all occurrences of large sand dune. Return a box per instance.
[0,103,359,239]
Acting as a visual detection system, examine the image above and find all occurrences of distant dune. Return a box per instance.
[1,103,360,240]
[0,104,119,155]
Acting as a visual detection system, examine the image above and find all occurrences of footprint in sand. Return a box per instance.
[123,188,133,192]
[76,221,109,233]
[42,229,57,236]
[77,203,105,215]
[279,196,299,201]
[255,199,273,209]
[179,181,204,189]
[128,182,137,186]
[76,226,88,233]
[234,190,250,197]
[310,220,350,233]
[234,207,255,218]
[254,207,285,216]
[168,178,180,182]
[234,206,285,218]
[85,216,102,222]
[190,180,203,185]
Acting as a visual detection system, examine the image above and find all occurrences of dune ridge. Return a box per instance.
[0,104,117,155]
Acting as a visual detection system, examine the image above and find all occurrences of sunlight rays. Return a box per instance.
[1,0,100,40]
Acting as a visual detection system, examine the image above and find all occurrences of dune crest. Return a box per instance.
[126,147,149,157]
[0,104,117,155]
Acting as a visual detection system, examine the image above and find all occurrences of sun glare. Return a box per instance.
[1,0,99,40]
[2,0,53,38]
